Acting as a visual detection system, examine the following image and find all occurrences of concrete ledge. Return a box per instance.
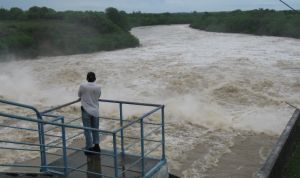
[257,109,300,178]
[147,161,168,178]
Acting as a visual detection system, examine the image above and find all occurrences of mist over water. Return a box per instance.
[1,25,300,177]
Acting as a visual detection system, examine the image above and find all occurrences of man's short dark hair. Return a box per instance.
[87,72,96,82]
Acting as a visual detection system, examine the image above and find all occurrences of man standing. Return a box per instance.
[78,72,101,155]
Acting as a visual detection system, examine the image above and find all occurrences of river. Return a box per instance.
[1,25,300,177]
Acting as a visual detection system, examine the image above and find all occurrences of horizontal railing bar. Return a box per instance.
[0,124,38,132]
[69,159,139,174]
[0,139,66,150]
[46,139,62,148]
[124,140,140,151]
[64,131,84,142]
[43,114,61,118]
[43,133,62,139]
[121,121,161,126]
[0,112,114,134]
[96,162,141,173]
[44,117,80,134]
[117,135,140,140]
[44,116,80,133]
[144,160,166,178]
[143,138,161,143]
[0,99,41,118]
[0,146,62,157]
[0,139,113,157]
[44,125,61,134]
[144,126,162,139]
[42,114,63,123]
[118,156,144,176]
[99,116,161,126]
[99,99,162,107]
[47,169,64,175]
[144,143,162,158]
[0,164,64,169]
[46,152,62,157]
[73,161,88,172]
[118,166,142,175]
[120,147,163,177]
[1,98,165,177]
[0,146,41,152]
[48,132,93,150]
[47,131,84,148]
[44,117,81,134]
[65,117,81,124]
[67,166,115,178]
[65,147,114,157]
[118,135,161,143]
[0,124,62,139]
[118,166,142,176]
[140,122,161,126]
[99,116,119,121]
[114,106,163,133]
[0,139,41,147]
[41,99,80,114]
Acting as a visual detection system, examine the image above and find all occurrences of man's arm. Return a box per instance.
[78,85,82,98]
[98,87,101,99]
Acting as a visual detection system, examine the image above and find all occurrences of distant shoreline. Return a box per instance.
[1,7,299,60]
[0,7,139,60]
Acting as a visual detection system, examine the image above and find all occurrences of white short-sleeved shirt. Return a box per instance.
[78,82,101,117]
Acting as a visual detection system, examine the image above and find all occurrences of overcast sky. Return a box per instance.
[0,0,299,13]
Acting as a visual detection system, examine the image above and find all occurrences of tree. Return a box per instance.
[27,6,56,19]
[0,8,9,19]
[105,7,129,30]
[10,7,24,19]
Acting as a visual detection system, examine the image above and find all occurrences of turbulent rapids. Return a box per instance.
[1,25,300,177]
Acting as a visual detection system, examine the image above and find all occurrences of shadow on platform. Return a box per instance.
[48,150,161,178]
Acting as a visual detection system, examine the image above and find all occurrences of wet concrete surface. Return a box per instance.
[48,149,161,178]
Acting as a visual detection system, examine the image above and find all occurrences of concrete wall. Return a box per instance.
[257,109,300,178]
[151,163,169,178]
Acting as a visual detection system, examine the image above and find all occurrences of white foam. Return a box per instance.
[1,25,300,175]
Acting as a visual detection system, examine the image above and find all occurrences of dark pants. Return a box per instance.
[81,107,99,149]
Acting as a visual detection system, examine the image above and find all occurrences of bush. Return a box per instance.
[0,7,140,59]
[190,9,300,38]
[105,7,129,30]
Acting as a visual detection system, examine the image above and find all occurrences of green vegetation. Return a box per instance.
[283,142,300,178]
[128,12,200,27]
[127,9,300,39]
[1,7,299,59]
[0,7,139,59]
[190,9,300,38]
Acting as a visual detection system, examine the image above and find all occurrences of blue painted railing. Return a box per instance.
[0,98,166,178]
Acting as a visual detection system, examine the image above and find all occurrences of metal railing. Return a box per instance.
[0,98,166,178]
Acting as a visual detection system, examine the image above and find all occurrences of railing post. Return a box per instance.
[140,117,145,176]
[119,103,125,158]
[37,114,47,172]
[113,133,119,178]
[161,106,165,160]
[61,117,68,177]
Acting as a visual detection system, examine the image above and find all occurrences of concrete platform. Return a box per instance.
[48,149,164,178]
